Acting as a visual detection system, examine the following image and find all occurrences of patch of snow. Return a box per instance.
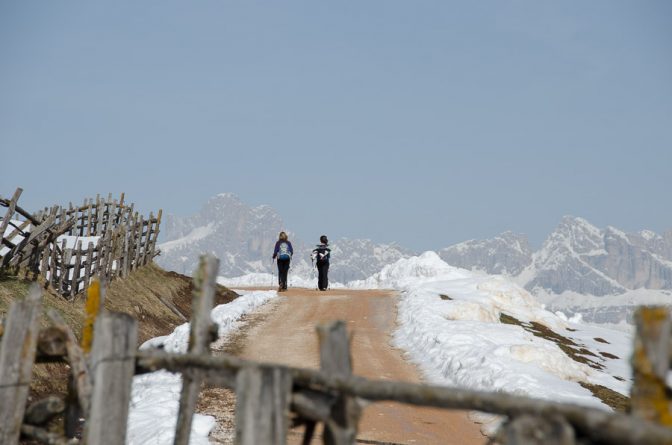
[217,273,345,289]
[639,230,659,241]
[129,290,277,444]
[350,252,631,409]
[158,223,215,253]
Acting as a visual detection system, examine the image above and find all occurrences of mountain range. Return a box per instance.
[440,216,672,296]
[157,194,671,323]
[157,193,411,283]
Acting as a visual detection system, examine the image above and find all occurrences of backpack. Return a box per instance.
[313,245,330,263]
[278,242,291,260]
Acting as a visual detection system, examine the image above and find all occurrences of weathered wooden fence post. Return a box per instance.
[173,254,219,445]
[83,312,138,445]
[235,366,292,445]
[0,284,42,445]
[630,306,672,426]
[0,187,23,239]
[317,321,361,445]
[70,240,83,298]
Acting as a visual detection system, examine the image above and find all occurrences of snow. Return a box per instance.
[56,234,100,249]
[1,219,29,256]
[217,272,345,289]
[640,230,659,241]
[128,290,277,444]
[353,252,632,410]
[158,223,216,253]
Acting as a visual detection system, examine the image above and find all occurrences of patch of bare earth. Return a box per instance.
[203,287,485,445]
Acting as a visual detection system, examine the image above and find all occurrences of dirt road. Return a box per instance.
[226,287,485,445]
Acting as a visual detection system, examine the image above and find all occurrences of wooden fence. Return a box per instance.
[1,189,161,298]
[1,255,671,445]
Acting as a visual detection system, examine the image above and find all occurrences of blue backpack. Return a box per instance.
[278,242,291,260]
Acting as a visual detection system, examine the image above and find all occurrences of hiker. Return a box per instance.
[272,231,293,292]
[312,235,331,291]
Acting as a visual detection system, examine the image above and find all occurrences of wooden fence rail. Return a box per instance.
[1,255,671,445]
[1,189,161,298]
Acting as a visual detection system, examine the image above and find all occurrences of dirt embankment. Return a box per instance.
[0,263,237,400]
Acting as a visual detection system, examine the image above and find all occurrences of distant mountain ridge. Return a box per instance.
[439,216,672,296]
[157,193,412,282]
[157,194,672,309]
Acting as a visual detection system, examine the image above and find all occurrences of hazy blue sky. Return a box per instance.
[2,1,671,250]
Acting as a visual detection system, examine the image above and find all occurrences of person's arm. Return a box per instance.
[272,241,279,259]
[288,242,294,256]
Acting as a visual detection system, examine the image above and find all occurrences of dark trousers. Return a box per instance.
[277,259,290,289]
[316,261,329,290]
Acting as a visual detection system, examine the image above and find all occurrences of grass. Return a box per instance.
[498,312,629,411]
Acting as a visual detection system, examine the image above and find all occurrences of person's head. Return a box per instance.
[279,231,288,241]
[320,235,328,245]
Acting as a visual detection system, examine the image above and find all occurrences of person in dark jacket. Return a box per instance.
[272,231,293,292]
[312,235,331,291]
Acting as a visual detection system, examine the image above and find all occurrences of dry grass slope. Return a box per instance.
[0,263,238,408]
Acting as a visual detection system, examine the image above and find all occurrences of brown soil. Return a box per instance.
[207,287,486,445]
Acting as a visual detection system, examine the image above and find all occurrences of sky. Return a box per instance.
[1,1,671,251]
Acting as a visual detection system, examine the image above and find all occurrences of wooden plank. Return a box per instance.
[150,209,163,260]
[137,350,672,445]
[81,278,104,354]
[86,199,93,236]
[7,217,75,270]
[0,198,40,226]
[0,284,42,445]
[133,215,144,269]
[83,242,94,294]
[50,238,59,288]
[110,199,118,233]
[317,321,361,445]
[40,241,51,282]
[2,214,56,268]
[83,312,137,445]
[631,306,672,426]
[57,239,68,294]
[235,366,292,445]
[0,188,23,238]
[48,310,93,418]
[4,219,30,244]
[70,241,83,298]
[142,212,155,265]
[99,232,109,282]
[95,195,102,235]
[173,255,220,445]
[121,224,131,277]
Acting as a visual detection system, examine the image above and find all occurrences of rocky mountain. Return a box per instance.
[439,216,672,297]
[438,231,532,276]
[156,193,413,282]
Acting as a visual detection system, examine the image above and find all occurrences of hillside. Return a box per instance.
[0,263,237,401]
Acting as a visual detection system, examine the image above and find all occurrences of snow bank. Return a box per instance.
[128,290,277,444]
[352,252,631,410]
[348,251,470,289]
[217,273,345,289]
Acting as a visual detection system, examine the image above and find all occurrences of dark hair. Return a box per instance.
[320,235,328,244]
